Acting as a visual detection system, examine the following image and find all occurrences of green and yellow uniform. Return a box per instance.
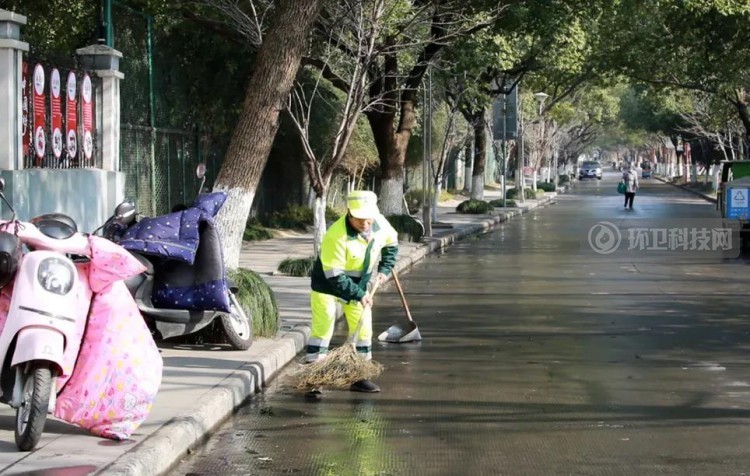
[307,212,398,362]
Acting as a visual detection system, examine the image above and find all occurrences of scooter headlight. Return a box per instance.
[37,257,75,295]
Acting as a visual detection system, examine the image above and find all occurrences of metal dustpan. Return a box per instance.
[378,320,421,343]
[377,271,422,343]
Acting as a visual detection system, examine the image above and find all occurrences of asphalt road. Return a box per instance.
[172,172,750,475]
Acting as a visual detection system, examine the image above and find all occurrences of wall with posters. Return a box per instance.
[0,9,124,230]
[20,61,102,170]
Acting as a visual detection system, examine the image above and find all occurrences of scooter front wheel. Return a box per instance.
[15,364,52,451]
[220,294,253,350]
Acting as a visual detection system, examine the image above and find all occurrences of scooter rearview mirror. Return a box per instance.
[196,163,207,195]
[196,163,206,180]
[0,176,16,222]
[114,201,136,225]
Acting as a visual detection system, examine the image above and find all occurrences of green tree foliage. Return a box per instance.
[2,0,98,65]
[618,86,689,137]
[596,1,750,148]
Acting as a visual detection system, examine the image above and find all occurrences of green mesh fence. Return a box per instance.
[120,125,222,216]
[114,2,226,216]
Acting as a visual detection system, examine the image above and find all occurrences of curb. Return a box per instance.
[654,174,717,204]
[99,196,552,476]
[392,198,552,275]
[98,327,309,475]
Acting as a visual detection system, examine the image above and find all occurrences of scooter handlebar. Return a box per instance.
[0,220,91,256]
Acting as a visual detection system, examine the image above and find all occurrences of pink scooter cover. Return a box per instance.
[53,236,161,440]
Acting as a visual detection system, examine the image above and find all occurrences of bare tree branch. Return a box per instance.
[186,0,274,47]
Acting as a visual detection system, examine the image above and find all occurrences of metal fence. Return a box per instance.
[119,125,223,216]
[114,2,227,217]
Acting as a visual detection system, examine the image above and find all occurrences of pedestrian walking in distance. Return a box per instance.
[622,165,639,209]
[306,190,399,397]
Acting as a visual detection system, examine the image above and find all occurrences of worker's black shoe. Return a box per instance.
[304,389,323,402]
[350,380,380,393]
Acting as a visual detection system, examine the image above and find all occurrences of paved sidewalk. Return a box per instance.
[0,188,554,476]
[654,174,718,203]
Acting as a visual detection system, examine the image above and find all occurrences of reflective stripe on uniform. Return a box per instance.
[323,268,363,279]
[305,346,329,363]
[355,346,372,361]
[309,290,372,352]
[324,268,344,278]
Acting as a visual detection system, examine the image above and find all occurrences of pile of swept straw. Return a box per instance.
[293,343,383,390]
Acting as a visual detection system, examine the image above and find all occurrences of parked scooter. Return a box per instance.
[0,178,92,451]
[99,164,253,350]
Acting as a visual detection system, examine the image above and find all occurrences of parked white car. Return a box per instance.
[578,161,602,180]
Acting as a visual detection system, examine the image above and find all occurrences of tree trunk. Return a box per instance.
[733,95,750,156]
[313,194,327,257]
[368,96,417,216]
[302,167,314,208]
[471,174,484,200]
[213,0,322,268]
[432,182,441,222]
[463,139,473,193]
[470,113,486,200]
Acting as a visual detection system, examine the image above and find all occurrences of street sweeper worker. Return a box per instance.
[307,190,399,393]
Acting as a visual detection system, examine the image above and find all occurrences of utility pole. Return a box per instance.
[517,86,525,204]
[502,93,507,208]
[533,92,548,190]
[422,67,432,237]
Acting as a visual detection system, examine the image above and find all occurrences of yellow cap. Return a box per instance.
[347,190,379,219]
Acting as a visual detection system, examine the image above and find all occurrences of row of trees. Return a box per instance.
[5,0,750,266]
[209,0,612,264]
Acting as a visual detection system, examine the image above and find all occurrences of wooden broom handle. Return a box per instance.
[392,271,414,323]
[348,277,381,344]
[366,278,381,304]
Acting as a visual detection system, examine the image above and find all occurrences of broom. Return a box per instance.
[293,281,383,390]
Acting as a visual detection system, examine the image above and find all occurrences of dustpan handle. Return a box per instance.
[392,271,414,323]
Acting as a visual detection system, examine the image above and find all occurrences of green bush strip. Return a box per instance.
[278,256,316,277]
[488,199,517,208]
[456,199,493,214]
[262,205,341,230]
[230,268,280,338]
[386,214,424,242]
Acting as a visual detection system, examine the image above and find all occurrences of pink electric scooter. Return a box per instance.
[0,177,92,451]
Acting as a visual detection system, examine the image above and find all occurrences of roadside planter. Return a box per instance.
[387,214,425,243]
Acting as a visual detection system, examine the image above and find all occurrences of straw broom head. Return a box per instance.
[294,280,384,390]
[293,343,383,390]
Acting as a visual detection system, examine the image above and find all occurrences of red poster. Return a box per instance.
[50,68,63,159]
[32,64,46,164]
[81,73,93,161]
[65,72,78,160]
[21,62,29,159]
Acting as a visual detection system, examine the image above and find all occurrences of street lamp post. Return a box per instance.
[533,92,549,188]
[517,87,525,204]
[501,93,507,208]
[421,66,432,237]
